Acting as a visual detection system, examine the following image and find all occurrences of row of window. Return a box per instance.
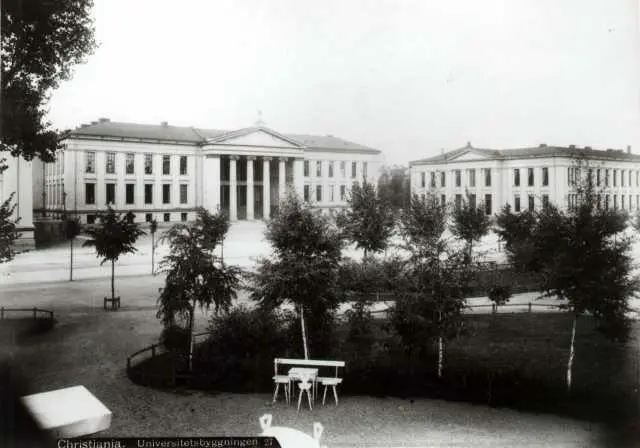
[419,168,551,189]
[84,183,189,205]
[568,194,640,211]
[568,167,640,188]
[303,161,368,179]
[303,184,353,203]
[86,212,189,225]
[85,152,189,176]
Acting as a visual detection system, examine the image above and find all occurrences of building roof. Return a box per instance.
[410,143,640,165]
[65,119,381,153]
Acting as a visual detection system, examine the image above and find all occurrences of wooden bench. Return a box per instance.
[274,358,346,406]
[103,296,120,310]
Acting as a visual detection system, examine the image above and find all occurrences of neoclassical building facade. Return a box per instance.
[34,119,383,224]
[410,143,640,215]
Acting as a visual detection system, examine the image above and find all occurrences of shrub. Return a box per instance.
[487,284,512,306]
[160,325,190,353]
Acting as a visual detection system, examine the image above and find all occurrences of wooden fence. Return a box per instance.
[0,307,54,322]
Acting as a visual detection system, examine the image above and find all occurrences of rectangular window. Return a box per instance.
[340,185,346,201]
[106,152,115,174]
[162,184,171,204]
[316,185,322,202]
[484,194,492,215]
[568,167,572,186]
[430,172,436,188]
[163,213,170,222]
[304,185,310,201]
[145,154,153,175]
[180,184,188,204]
[181,212,187,222]
[328,162,334,178]
[86,152,95,174]
[106,183,115,205]
[316,161,322,177]
[145,184,153,204]
[605,195,610,210]
[351,162,357,178]
[514,194,521,212]
[441,171,446,187]
[528,195,535,211]
[455,194,462,210]
[614,194,618,209]
[420,172,426,188]
[87,214,96,225]
[363,162,368,179]
[126,153,135,174]
[85,183,95,204]
[340,161,346,177]
[622,195,626,209]
[125,183,134,205]
[514,169,520,187]
[528,168,534,186]
[179,156,187,175]
[468,169,476,187]
[330,185,335,202]
[614,170,618,187]
[441,194,446,206]
[484,168,491,187]
[542,167,549,186]
[145,213,152,222]
[162,155,171,175]
[304,161,309,177]
[469,194,476,209]
[597,169,601,186]
[542,194,549,209]
[622,170,626,187]
[455,170,461,187]
[606,169,610,187]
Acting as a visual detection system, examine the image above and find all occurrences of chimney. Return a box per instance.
[161,121,168,126]
[98,117,110,123]
[627,145,631,154]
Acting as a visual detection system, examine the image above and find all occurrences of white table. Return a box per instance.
[20,385,112,438]
[288,367,319,403]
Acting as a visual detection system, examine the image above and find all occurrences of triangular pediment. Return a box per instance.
[206,127,304,148]
[448,149,496,162]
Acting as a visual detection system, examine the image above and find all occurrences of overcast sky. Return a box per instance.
[47,0,640,165]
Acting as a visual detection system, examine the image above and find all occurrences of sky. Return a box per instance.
[47,0,640,166]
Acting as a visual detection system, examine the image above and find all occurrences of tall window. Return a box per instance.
[455,194,462,210]
[514,169,520,187]
[181,213,187,222]
[484,194,492,215]
[328,162,334,178]
[304,161,309,177]
[621,170,626,187]
[542,194,549,209]
[605,169,610,187]
[363,162,368,179]
[420,172,426,188]
[179,156,187,175]
[542,167,549,186]
[527,168,534,186]
[125,184,134,204]
[468,169,476,187]
[144,154,153,174]
[162,155,171,175]
[455,170,461,187]
[316,161,322,177]
[469,194,476,209]
[340,185,346,201]
[304,185,310,201]
[622,195,626,209]
[316,185,322,202]
[164,213,170,222]
[440,171,446,187]
[106,183,115,204]
[528,195,535,211]
[514,194,521,212]
[162,184,171,204]
[340,161,346,177]
[86,152,95,173]
[613,169,618,187]
[144,184,153,204]
[330,185,335,202]
[605,194,610,210]
[614,194,618,209]
[126,153,135,174]
[351,162,357,178]
[145,213,152,222]
[484,168,491,187]
[85,183,95,204]
[430,172,436,188]
[441,194,446,206]
[180,184,188,204]
[106,152,115,174]
[597,169,601,186]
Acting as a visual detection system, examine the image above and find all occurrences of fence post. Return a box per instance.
[528,303,532,313]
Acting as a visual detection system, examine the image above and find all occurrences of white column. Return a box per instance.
[279,158,286,200]
[263,157,271,220]
[229,156,238,221]
[247,156,255,220]
[293,158,304,199]
[202,155,221,212]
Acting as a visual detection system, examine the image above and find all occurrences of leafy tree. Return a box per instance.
[249,192,344,359]
[377,166,410,211]
[1,0,97,162]
[633,208,640,233]
[0,193,20,263]
[157,207,241,370]
[397,193,472,377]
[83,206,145,305]
[450,192,491,262]
[149,219,158,276]
[494,205,538,271]
[65,216,81,281]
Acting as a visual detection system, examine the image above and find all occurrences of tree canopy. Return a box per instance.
[0,194,20,263]
[450,192,491,260]
[1,0,97,162]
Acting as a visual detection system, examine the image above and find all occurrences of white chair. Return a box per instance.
[259,414,326,448]
[319,377,343,405]
[272,360,290,404]
[296,372,314,411]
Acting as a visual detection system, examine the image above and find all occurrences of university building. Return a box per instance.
[409,143,640,215]
[33,119,383,224]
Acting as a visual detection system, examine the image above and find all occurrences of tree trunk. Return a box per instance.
[300,304,309,360]
[437,335,444,378]
[188,301,195,372]
[111,260,115,300]
[468,240,473,262]
[69,239,74,281]
[566,314,578,391]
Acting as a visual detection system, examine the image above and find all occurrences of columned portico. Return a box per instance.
[263,157,271,220]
